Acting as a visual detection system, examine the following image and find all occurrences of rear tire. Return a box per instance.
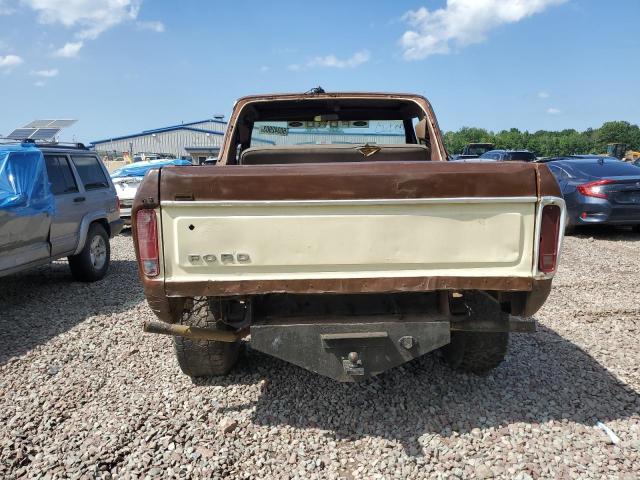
[442,292,509,373]
[174,298,240,377]
[68,223,110,282]
[632,225,640,233]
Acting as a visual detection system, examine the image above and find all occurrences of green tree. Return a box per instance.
[595,121,640,152]
[442,121,639,158]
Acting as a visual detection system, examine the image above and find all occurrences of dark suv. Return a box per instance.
[0,142,123,281]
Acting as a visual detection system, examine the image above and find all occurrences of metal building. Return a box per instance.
[90,119,227,164]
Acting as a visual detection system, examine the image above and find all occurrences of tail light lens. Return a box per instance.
[577,179,613,199]
[538,205,561,273]
[136,209,159,277]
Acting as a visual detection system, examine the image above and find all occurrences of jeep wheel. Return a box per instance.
[68,223,110,282]
[442,292,509,373]
[174,298,241,377]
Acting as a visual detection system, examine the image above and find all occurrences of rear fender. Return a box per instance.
[73,212,109,255]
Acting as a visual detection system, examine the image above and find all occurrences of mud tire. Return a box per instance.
[174,298,240,377]
[442,292,509,374]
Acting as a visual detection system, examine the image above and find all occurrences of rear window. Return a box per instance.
[44,155,78,195]
[574,160,640,177]
[70,155,109,190]
[251,120,406,147]
[466,146,492,156]
[506,151,535,161]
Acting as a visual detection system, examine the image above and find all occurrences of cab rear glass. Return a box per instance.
[251,120,406,147]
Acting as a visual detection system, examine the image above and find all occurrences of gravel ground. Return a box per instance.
[1,229,639,479]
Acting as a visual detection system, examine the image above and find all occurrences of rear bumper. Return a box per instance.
[568,198,640,226]
[119,207,132,219]
[251,315,450,382]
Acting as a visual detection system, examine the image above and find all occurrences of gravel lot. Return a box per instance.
[1,229,639,479]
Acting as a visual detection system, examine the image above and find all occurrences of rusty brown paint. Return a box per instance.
[159,161,540,202]
[165,276,534,298]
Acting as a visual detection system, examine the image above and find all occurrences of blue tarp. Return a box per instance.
[0,144,55,216]
[111,158,192,178]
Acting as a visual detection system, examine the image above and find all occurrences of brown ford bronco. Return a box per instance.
[132,91,565,382]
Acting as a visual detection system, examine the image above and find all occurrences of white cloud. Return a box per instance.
[21,0,141,40]
[0,54,23,71]
[308,50,371,68]
[19,1,159,55]
[34,80,46,87]
[137,20,164,32]
[546,107,561,115]
[53,41,84,57]
[289,50,371,71]
[400,0,567,60]
[33,68,59,77]
[538,91,550,99]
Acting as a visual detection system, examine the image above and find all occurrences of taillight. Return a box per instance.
[538,205,561,273]
[577,179,614,199]
[136,209,159,277]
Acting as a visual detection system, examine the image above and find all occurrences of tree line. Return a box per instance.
[443,121,640,157]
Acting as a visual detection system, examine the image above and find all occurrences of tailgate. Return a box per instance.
[159,162,542,295]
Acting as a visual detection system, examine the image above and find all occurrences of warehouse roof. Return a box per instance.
[90,119,227,145]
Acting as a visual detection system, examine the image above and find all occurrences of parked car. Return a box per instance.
[132,91,565,382]
[479,149,536,162]
[111,158,192,224]
[0,142,123,281]
[545,156,640,232]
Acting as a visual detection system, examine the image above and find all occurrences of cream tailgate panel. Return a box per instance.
[161,200,536,282]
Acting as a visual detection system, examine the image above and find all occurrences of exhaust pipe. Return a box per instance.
[143,320,249,342]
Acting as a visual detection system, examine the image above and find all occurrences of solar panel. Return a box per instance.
[24,120,52,128]
[30,128,62,140]
[7,128,37,139]
[49,120,77,128]
[6,127,61,140]
[23,119,77,128]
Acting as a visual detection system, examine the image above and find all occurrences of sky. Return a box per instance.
[0,0,639,143]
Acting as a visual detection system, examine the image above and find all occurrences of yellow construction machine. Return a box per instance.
[606,143,640,162]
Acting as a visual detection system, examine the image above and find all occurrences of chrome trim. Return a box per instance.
[532,196,566,280]
[161,196,539,208]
